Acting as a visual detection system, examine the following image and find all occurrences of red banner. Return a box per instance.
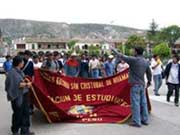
[32,69,150,123]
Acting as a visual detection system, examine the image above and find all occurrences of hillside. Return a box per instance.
[0,19,145,40]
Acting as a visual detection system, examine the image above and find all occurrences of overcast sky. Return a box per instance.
[0,0,179,29]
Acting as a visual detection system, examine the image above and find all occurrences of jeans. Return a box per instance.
[153,74,162,94]
[167,83,180,103]
[80,71,89,78]
[11,93,30,134]
[91,69,99,79]
[130,84,149,126]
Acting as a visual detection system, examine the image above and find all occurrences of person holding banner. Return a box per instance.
[111,46,152,127]
[5,56,35,135]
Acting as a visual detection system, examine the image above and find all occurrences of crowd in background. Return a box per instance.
[3,50,130,79]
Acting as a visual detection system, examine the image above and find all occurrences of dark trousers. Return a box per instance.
[167,83,180,103]
[11,93,30,134]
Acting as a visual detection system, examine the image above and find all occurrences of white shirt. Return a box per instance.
[167,63,179,84]
[151,59,162,75]
[33,62,42,69]
[89,59,100,70]
[116,63,129,73]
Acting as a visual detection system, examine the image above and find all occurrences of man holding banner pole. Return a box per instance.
[111,46,152,127]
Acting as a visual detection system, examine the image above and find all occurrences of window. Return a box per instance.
[38,44,41,49]
[84,44,88,49]
[32,44,35,49]
[48,44,51,49]
[17,44,25,49]
[56,44,59,49]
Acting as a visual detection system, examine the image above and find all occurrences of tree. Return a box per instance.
[152,43,171,58]
[147,19,159,45]
[88,45,100,56]
[117,44,131,55]
[149,19,158,35]
[159,25,180,48]
[67,40,77,50]
[126,35,146,48]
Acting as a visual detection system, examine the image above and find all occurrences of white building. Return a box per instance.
[12,37,69,53]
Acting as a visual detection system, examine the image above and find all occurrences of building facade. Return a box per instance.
[12,37,69,53]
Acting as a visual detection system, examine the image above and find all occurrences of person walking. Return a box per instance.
[151,55,163,96]
[3,55,12,75]
[111,46,152,127]
[164,55,180,107]
[5,56,35,135]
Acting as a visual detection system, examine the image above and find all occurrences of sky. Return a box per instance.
[0,0,180,29]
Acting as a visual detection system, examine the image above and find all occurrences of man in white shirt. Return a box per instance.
[33,55,42,69]
[151,55,163,96]
[89,55,100,79]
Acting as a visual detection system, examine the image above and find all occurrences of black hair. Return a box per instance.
[24,50,32,56]
[33,54,39,59]
[134,47,144,55]
[38,51,45,56]
[13,56,23,67]
[173,54,179,61]
[53,51,59,56]
[5,55,11,59]
[17,51,25,56]
[153,54,158,58]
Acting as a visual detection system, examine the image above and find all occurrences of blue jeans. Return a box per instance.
[130,85,149,126]
[91,69,99,79]
[153,74,162,94]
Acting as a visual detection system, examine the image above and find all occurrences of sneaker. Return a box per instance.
[155,93,160,96]
[12,133,20,135]
[175,103,179,107]
[141,121,149,126]
[21,132,35,135]
[129,122,141,127]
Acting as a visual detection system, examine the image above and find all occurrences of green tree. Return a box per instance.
[88,45,100,56]
[3,37,12,45]
[67,40,77,50]
[117,44,131,55]
[159,25,180,48]
[126,35,146,48]
[147,19,160,45]
[152,42,171,58]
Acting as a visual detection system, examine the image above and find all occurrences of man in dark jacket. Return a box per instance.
[5,56,35,135]
[111,46,152,127]
[164,54,180,107]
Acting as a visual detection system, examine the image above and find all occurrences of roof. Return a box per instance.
[175,38,180,44]
[25,37,68,43]
[12,37,127,44]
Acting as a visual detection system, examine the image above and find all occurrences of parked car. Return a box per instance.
[0,57,6,73]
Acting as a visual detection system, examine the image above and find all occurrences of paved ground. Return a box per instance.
[0,74,180,135]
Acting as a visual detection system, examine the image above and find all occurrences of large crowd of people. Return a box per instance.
[4,50,130,79]
[3,48,180,134]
